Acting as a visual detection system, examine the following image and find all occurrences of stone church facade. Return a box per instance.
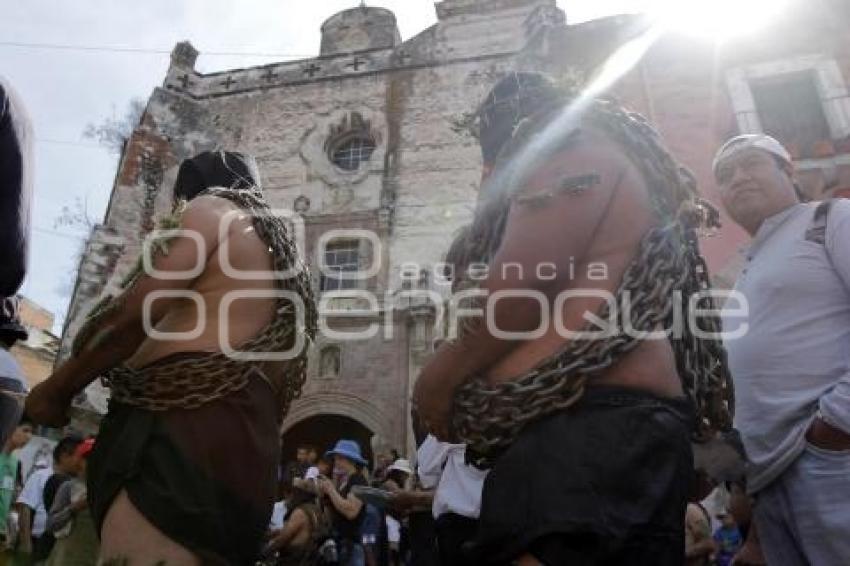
[61,0,850,459]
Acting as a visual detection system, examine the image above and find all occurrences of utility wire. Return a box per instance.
[36,138,108,149]
[0,40,312,59]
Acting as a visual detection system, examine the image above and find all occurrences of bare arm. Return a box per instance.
[328,489,363,521]
[732,523,765,566]
[388,488,434,514]
[685,505,715,558]
[413,137,624,438]
[26,197,224,426]
[45,480,78,534]
[321,479,363,521]
[268,508,308,550]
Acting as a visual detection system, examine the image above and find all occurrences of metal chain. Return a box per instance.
[90,188,317,416]
[453,223,733,468]
[451,99,734,469]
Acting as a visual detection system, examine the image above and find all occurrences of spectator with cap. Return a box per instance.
[318,440,368,566]
[381,459,413,566]
[716,133,850,565]
[45,438,99,565]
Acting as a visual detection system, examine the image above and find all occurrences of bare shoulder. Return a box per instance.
[182,194,238,219]
[289,507,309,527]
[178,195,242,241]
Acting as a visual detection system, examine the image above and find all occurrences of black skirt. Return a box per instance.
[468,386,694,565]
[87,374,280,565]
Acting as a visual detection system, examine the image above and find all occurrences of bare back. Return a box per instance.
[482,127,682,398]
[127,197,277,368]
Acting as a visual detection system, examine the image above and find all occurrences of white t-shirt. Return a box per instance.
[416,435,488,520]
[269,500,287,530]
[17,466,52,537]
[386,515,401,543]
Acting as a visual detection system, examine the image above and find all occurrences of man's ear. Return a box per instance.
[778,160,806,201]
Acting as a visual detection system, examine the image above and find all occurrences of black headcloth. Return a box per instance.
[173,150,261,201]
[478,72,559,165]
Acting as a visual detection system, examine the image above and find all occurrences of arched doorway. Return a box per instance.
[281,414,375,469]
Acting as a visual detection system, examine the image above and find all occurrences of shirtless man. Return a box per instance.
[413,73,732,564]
[26,151,316,565]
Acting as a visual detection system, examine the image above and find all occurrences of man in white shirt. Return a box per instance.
[16,434,82,562]
[16,461,51,559]
[717,134,850,566]
[416,435,488,566]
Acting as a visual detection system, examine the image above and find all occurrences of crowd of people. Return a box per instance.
[0,62,848,566]
[258,434,492,566]
[1,427,99,565]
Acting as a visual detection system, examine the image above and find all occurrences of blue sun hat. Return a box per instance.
[326,439,367,467]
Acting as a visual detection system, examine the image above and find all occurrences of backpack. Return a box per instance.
[805,198,850,296]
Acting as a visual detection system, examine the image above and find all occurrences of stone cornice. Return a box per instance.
[163,47,523,101]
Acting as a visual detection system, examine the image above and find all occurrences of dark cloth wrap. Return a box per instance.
[469,386,694,565]
[88,373,279,565]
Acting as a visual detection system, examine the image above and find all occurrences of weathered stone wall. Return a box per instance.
[320,6,401,56]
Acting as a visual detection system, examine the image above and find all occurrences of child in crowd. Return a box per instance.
[713,511,743,566]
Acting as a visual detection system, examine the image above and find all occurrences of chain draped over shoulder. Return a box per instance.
[449,99,734,468]
[73,187,317,417]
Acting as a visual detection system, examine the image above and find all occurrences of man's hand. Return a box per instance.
[265,528,285,552]
[25,379,71,428]
[316,477,335,496]
[806,417,850,451]
[732,522,765,565]
[731,540,766,565]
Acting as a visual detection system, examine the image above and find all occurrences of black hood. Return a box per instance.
[173,150,261,201]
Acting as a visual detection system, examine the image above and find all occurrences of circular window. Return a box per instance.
[329,136,376,171]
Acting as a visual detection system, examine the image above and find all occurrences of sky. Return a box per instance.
[0,0,646,334]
